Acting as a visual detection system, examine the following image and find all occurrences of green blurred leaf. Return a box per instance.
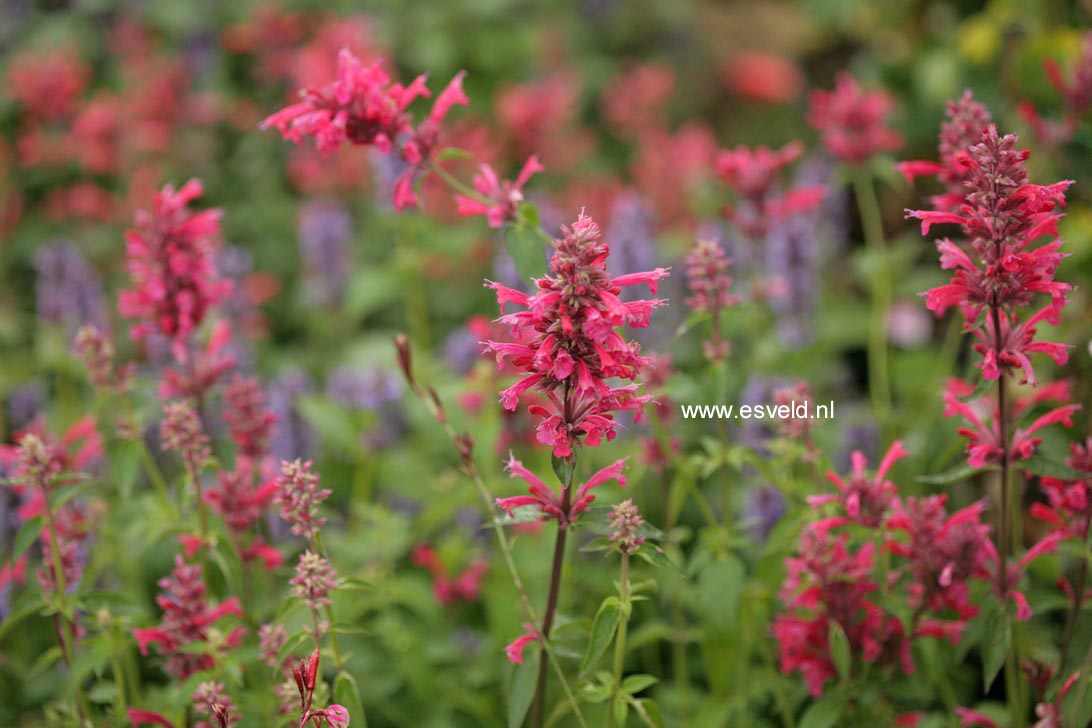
[828,621,851,682]
[981,608,1009,692]
[11,516,43,564]
[581,598,621,676]
[507,648,540,728]
[334,671,367,728]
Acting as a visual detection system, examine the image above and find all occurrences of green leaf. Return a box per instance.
[581,599,621,676]
[507,648,540,728]
[828,621,851,682]
[334,671,367,728]
[0,592,44,642]
[1020,455,1089,480]
[612,694,629,726]
[495,506,545,527]
[11,515,43,563]
[633,698,665,728]
[434,147,470,162]
[698,556,744,628]
[621,674,658,695]
[502,205,549,282]
[798,688,848,728]
[981,609,1009,692]
[635,545,682,573]
[916,462,987,485]
[551,454,575,486]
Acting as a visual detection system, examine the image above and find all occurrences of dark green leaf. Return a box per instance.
[502,205,549,283]
[621,674,657,694]
[799,688,848,728]
[507,648,540,728]
[828,621,851,682]
[981,608,1009,692]
[334,671,367,728]
[698,556,744,628]
[1020,455,1089,481]
[11,516,43,563]
[551,454,575,486]
[581,599,621,676]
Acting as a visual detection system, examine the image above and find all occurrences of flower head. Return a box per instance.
[222,374,277,460]
[484,213,668,458]
[119,180,228,362]
[495,455,626,526]
[808,73,902,164]
[608,499,646,555]
[274,459,331,541]
[290,549,337,611]
[132,555,244,679]
[456,155,543,228]
[160,400,210,473]
[809,441,908,531]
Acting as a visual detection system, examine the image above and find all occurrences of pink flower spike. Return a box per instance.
[430,71,469,123]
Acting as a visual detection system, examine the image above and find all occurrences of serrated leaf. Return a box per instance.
[828,621,851,682]
[334,671,367,728]
[581,599,621,676]
[507,648,540,728]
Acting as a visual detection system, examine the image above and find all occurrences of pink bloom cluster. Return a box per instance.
[715,141,824,240]
[495,454,626,526]
[132,555,244,679]
[808,72,903,164]
[899,91,993,211]
[775,441,1051,697]
[411,545,488,605]
[222,374,277,460]
[262,47,467,209]
[484,213,669,458]
[908,126,1072,387]
[1020,32,1092,145]
[683,237,739,361]
[119,179,228,362]
[287,650,350,728]
[455,155,543,228]
[274,458,331,541]
[1032,438,1092,543]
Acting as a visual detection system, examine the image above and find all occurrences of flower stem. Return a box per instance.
[395,339,587,727]
[531,476,573,728]
[851,168,892,427]
[608,553,631,728]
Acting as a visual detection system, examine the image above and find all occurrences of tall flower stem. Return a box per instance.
[42,493,91,724]
[395,336,587,727]
[851,168,892,427]
[993,322,1026,726]
[608,553,631,728]
[531,472,574,728]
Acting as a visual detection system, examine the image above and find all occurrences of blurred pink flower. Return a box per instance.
[808,73,902,164]
[455,155,543,228]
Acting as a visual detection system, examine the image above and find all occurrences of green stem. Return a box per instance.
[531,475,574,728]
[313,531,346,671]
[43,492,91,724]
[397,351,587,727]
[139,442,175,516]
[851,168,892,428]
[608,554,631,728]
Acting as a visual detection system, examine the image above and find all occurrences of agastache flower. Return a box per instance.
[132,555,244,679]
[504,623,540,664]
[809,440,908,532]
[684,237,740,361]
[290,549,337,611]
[411,545,489,605]
[1030,438,1092,541]
[455,155,543,228]
[898,91,992,211]
[258,623,287,669]
[715,141,824,241]
[160,400,211,474]
[118,179,228,362]
[484,213,669,458]
[274,459,331,540]
[608,499,646,555]
[222,374,277,460]
[496,455,626,525]
[808,73,903,164]
[74,324,133,393]
[261,47,467,210]
[193,681,239,728]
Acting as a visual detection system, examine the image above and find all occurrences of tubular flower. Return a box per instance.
[809,440,908,532]
[495,454,626,525]
[942,378,1079,469]
[1031,438,1092,541]
[773,532,907,697]
[608,499,647,555]
[160,400,211,474]
[455,155,543,228]
[261,47,467,209]
[898,91,993,211]
[131,556,244,679]
[807,73,902,164]
[484,213,669,458]
[222,374,277,460]
[503,624,540,664]
[411,545,489,606]
[118,179,228,363]
[715,141,824,240]
[290,549,337,611]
